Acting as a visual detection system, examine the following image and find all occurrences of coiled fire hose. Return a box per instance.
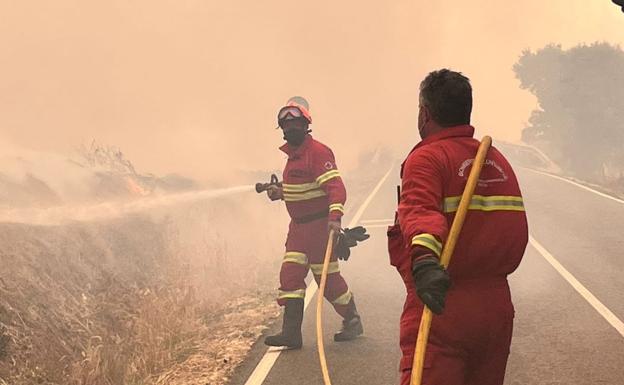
[316,228,336,385]
[411,136,492,385]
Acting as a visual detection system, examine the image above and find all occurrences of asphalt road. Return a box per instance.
[229,164,624,385]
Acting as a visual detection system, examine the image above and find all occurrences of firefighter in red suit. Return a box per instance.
[387,70,528,385]
[264,96,363,349]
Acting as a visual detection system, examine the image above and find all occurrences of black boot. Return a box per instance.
[334,297,363,342]
[264,298,304,349]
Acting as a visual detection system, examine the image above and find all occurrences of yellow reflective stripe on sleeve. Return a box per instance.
[283,252,308,265]
[329,203,345,214]
[278,289,306,299]
[310,261,340,275]
[316,169,341,185]
[332,291,352,305]
[443,195,525,213]
[283,181,320,193]
[411,233,443,257]
[283,189,327,202]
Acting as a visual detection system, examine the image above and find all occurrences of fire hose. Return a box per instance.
[316,228,336,385]
[411,136,492,385]
[316,227,369,384]
[255,174,282,193]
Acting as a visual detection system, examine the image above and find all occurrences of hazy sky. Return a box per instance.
[1,1,623,182]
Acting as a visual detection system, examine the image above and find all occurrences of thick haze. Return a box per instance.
[1,1,623,182]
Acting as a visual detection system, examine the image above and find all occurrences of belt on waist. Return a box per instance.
[293,210,329,224]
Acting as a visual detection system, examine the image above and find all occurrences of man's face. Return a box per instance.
[280,118,309,146]
[417,99,431,140]
[280,118,308,134]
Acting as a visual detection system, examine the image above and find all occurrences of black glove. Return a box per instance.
[411,256,451,315]
[334,226,370,261]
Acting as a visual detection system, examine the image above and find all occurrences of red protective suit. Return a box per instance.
[277,134,353,316]
[388,125,528,385]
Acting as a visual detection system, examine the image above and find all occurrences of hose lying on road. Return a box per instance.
[316,228,336,385]
[411,136,492,385]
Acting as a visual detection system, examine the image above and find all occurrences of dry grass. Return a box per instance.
[153,294,279,385]
[0,141,387,385]
[0,193,286,385]
[0,146,384,385]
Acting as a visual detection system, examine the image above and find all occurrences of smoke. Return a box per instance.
[0,137,100,206]
[1,1,623,181]
[0,185,253,226]
[0,183,287,384]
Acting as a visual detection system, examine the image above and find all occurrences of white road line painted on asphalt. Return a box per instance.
[365,223,394,229]
[523,168,624,205]
[243,165,395,385]
[241,283,320,384]
[529,235,624,338]
[360,218,396,224]
[348,165,396,229]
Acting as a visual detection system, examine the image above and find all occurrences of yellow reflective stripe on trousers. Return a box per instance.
[283,252,308,265]
[329,203,345,214]
[411,233,443,257]
[278,289,306,299]
[283,189,327,202]
[316,169,341,185]
[310,261,340,275]
[332,291,352,305]
[443,195,525,213]
[283,181,320,193]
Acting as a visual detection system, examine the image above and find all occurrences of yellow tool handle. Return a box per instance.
[411,136,492,385]
[317,228,336,385]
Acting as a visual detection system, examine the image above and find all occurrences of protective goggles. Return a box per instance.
[277,104,312,124]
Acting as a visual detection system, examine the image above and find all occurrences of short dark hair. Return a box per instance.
[419,69,472,127]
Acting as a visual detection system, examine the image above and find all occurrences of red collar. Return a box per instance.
[279,134,313,159]
[401,125,475,177]
[416,125,475,149]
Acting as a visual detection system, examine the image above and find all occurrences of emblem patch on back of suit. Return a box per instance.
[458,158,508,186]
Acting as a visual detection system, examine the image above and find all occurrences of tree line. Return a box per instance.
[514,42,624,184]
